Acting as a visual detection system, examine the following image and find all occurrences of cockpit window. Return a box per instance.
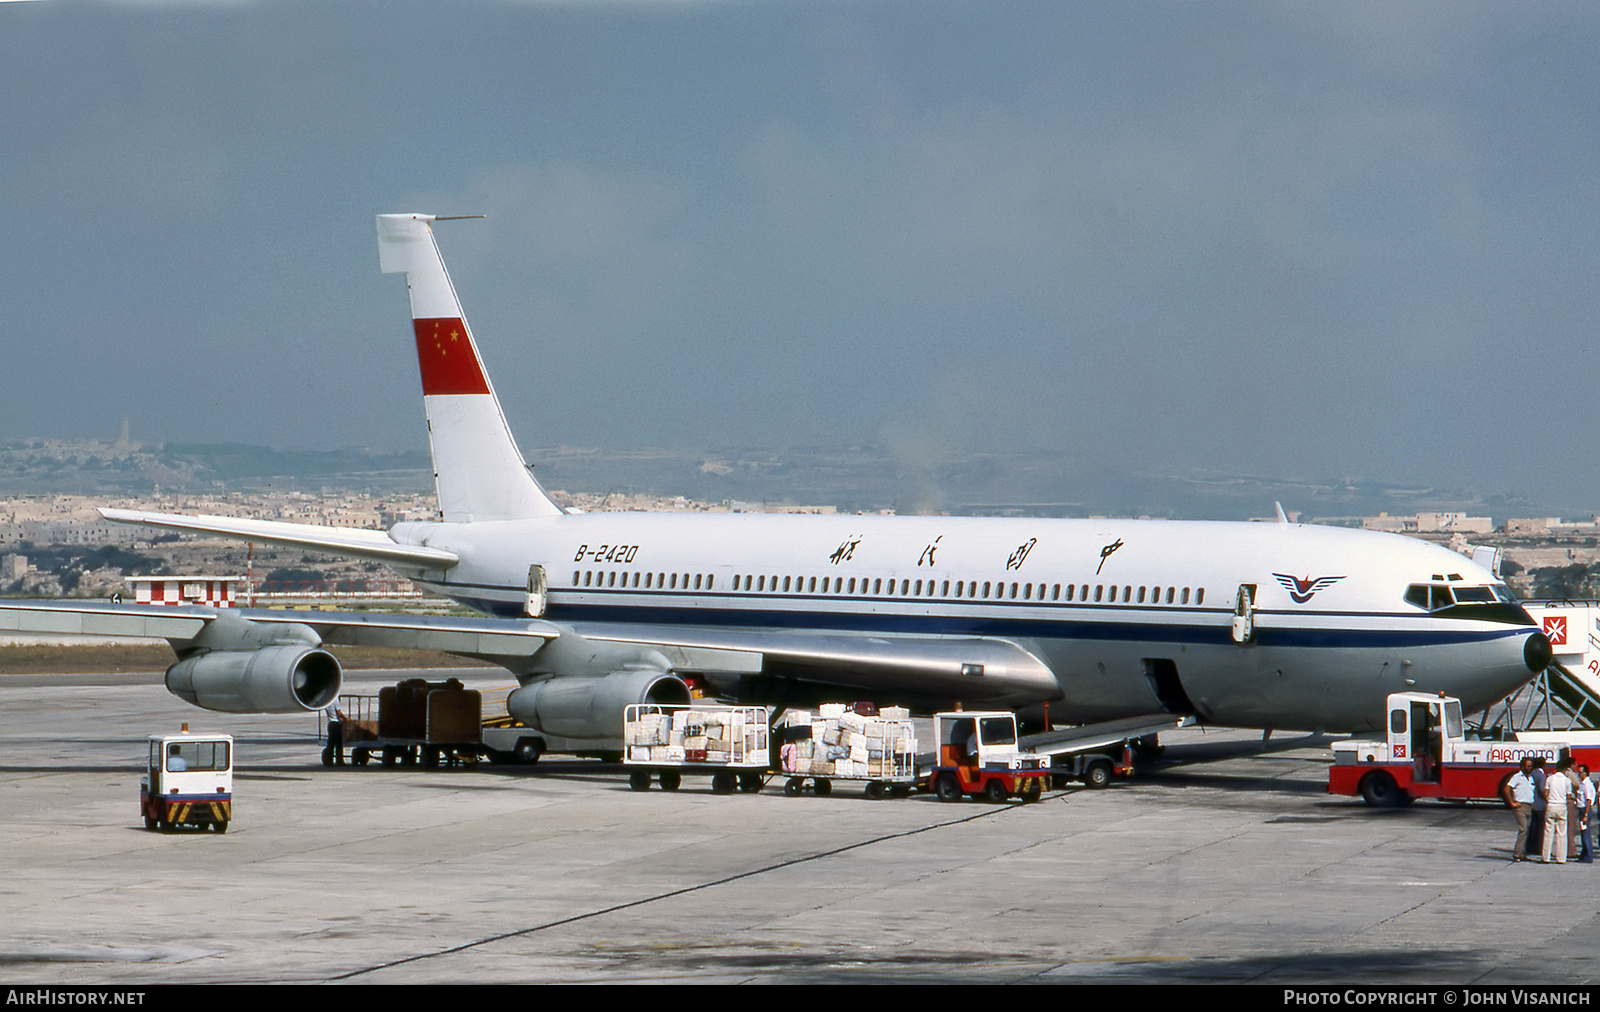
[1404,582,1532,625]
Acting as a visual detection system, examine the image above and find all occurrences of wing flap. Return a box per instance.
[241,608,559,656]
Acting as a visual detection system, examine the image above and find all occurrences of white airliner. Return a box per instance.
[0,214,1551,747]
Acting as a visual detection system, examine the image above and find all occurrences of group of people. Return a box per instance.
[1503,756,1596,864]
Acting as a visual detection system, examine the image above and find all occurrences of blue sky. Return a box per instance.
[2,1,1597,504]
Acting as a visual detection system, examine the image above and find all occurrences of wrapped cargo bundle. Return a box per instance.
[623,704,771,769]
[778,705,916,785]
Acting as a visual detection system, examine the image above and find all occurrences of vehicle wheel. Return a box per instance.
[984,779,1010,803]
[865,781,886,799]
[711,771,737,794]
[320,746,334,767]
[629,769,652,791]
[144,816,157,831]
[515,738,543,765]
[354,749,370,767]
[1019,778,1042,803]
[381,747,397,767]
[1360,771,1410,808]
[421,746,440,769]
[659,771,681,792]
[1085,760,1113,789]
[889,784,912,798]
[813,778,832,797]
[739,772,763,793]
[935,773,962,802]
[214,821,229,834]
[401,747,417,767]
[784,777,803,796]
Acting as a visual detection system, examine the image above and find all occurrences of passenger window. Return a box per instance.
[1196,588,1205,605]
[1094,585,1103,602]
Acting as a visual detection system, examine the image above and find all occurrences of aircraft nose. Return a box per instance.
[1524,631,1553,672]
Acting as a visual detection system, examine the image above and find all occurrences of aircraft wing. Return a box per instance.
[0,600,1059,707]
[97,508,457,571]
[567,621,1063,706]
[0,600,557,656]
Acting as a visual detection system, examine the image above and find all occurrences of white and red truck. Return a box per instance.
[1328,691,1599,806]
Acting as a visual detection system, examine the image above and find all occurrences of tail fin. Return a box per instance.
[376,214,561,521]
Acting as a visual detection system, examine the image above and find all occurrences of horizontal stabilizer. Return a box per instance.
[98,508,458,571]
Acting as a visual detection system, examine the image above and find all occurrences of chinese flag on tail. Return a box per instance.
[413,318,491,395]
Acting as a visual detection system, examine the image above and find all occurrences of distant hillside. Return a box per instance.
[0,438,1574,522]
[0,440,430,495]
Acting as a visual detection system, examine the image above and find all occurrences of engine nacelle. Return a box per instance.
[507,669,691,740]
[166,645,342,713]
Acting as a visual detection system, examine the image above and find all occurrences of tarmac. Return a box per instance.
[2,668,1596,986]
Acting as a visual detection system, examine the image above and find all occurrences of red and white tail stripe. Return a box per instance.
[377,214,561,522]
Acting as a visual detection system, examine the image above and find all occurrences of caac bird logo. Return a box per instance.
[1273,573,1345,604]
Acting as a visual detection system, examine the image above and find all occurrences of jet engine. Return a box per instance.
[166,645,342,713]
[163,614,342,713]
[507,669,691,740]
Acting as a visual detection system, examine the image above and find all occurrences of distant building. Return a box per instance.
[124,576,243,608]
[1360,512,1492,535]
[1,554,27,582]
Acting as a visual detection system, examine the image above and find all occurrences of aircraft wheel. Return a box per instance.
[984,779,1010,803]
[628,769,652,791]
[1085,760,1113,789]
[659,771,681,792]
[935,773,962,802]
[1360,771,1409,808]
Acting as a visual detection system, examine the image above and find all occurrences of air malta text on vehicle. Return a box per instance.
[1328,691,1600,807]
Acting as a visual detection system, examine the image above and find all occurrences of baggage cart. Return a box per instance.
[776,704,917,798]
[623,703,771,793]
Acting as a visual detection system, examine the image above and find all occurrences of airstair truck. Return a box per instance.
[1328,692,1573,807]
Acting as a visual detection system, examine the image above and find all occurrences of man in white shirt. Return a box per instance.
[1504,757,1538,862]
[1542,759,1574,864]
